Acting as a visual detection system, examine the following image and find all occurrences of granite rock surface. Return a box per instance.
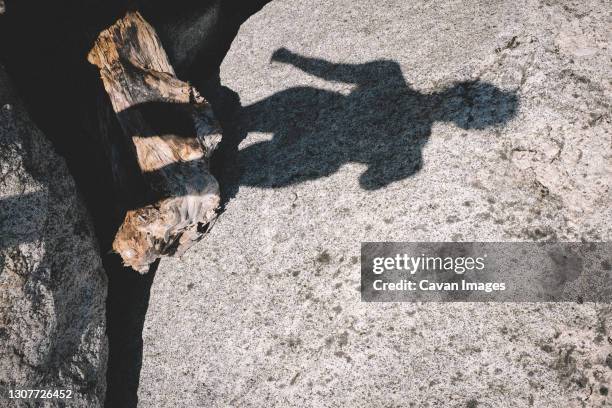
[0,66,108,407]
[138,1,611,406]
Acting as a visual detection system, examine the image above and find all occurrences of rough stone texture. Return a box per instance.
[0,66,107,407]
[138,1,611,407]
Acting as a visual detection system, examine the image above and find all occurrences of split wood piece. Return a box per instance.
[88,11,222,272]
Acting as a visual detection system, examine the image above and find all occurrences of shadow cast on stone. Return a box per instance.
[0,194,154,408]
[1,2,272,406]
[103,255,158,408]
[82,49,520,213]
[0,46,519,407]
[205,49,519,206]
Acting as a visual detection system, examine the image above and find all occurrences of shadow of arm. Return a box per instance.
[271,47,361,84]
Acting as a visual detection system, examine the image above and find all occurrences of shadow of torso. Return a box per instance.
[239,64,431,190]
[209,50,518,203]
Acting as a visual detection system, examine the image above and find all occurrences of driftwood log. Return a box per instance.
[88,11,221,272]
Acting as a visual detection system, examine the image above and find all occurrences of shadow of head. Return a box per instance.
[215,50,519,192]
[432,80,519,130]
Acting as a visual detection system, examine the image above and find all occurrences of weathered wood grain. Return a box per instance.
[88,11,221,272]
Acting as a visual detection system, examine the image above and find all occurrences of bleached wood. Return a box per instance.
[88,11,221,272]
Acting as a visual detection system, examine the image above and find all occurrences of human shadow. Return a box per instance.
[206,48,519,204]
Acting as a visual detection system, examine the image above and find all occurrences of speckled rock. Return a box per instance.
[0,66,107,407]
[137,0,611,407]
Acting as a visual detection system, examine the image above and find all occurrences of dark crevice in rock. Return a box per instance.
[1,1,270,406]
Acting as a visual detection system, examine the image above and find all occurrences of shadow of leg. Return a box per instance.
[198,74,246,208]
